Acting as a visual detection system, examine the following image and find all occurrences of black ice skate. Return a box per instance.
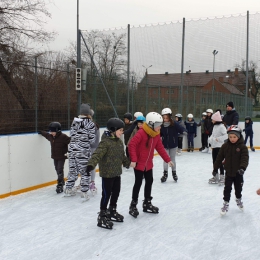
[97,210,113,229]
[190,146,194,152]
[199,146,204,152]
[161,171,168,183]
[107,206,124,222]
[172,171,178,182]
[187,146,191,152]
[129,200,139,218]
[56,183,63,194]
[251,147,255,152]
[143,197,159,214]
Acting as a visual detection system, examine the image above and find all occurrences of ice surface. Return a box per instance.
[1,150,260,260]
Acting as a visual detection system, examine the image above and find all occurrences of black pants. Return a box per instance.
[178,137,183,149]
[132,169,153,201]
[201,133,207,147]
[223,174,244,202]
[53,159,65,185]
[201,133,208,148]
[100,176,121,210]
[212,148,224,175]
[244,134,253,147]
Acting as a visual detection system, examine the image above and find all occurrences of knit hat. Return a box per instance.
[80,103,91,115]
[226,101,234,108]
[211,111,222,122]
[228,130,241,138]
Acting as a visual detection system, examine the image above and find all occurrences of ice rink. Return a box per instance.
[1,150,260,260]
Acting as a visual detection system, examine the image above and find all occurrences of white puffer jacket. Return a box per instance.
[208,123,228,148]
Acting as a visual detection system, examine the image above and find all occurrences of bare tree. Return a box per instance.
[236,59,260,106]
[0,0,55,109]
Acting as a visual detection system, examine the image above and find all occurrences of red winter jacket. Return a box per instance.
[128,128,171,171]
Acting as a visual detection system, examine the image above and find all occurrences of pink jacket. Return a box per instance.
[128,128,171,171]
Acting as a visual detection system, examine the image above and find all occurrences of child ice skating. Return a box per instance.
[197,112,207,151]
[202,109,214,153]
[128,112,174,218]
[87,118,130,229]
[38,122,70,193]
[161,108,186,182]
[243,116,255,152]
[184,114,197,152]
[208,111,228,185]
[213,125,249,215]
[127,115,146,144]
[123,112,133,160]
[175,113,186,155]
[64,104,96,200]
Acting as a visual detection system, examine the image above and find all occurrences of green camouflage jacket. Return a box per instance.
[87,131,130,178]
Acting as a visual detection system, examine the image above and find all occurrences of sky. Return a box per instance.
[45,0,260,51]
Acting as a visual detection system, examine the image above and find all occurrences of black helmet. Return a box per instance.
[245,116,251,121]
[107,118,125,132]
[49,122,61,132]
[123,112,132,121]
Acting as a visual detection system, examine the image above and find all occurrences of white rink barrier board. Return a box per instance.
[0,123,259,198]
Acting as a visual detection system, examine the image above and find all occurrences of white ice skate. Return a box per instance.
[208,174,219,184]
[177,149,182,156]
[81,191,90,202]
[89,182,97,196]
[218,175,225,186]
[64,187,76,197]
[220,201,229,215]
[235,198,244,211]
[201,148,209,153]
[207,148,212,154]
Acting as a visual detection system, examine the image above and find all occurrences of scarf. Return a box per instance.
[142,123,160,137]
[163,122,171,127]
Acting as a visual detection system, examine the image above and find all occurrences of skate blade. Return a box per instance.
[97,223,113,229]
[109,217,124,222]
[143,209,159,214]
[129,212,139,218]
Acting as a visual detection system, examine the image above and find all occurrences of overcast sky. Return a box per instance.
[46,0,260,51]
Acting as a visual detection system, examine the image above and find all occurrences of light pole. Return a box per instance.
[142,65,152,114]
[212,50,218,102]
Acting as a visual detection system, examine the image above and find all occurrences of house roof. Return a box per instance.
[221,82,244,96]
[141,70,246,88]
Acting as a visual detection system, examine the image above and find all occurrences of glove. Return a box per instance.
[86,165,94,173]
[212,170,218,176]
[237,169,244,175]
[194,134,197,138]
[130,162,136,168]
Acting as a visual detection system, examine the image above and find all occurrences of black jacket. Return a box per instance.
[223,109,239,127]
[204,116,213,135]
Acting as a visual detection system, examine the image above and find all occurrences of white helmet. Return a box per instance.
[206,109,213,114]
[134,112,143,118]
[202,112,207,116]
[175,113,183,118]
[227,125,242,137]
[187,113,193,118]
[161,108,172,116]
[146,112,163,129]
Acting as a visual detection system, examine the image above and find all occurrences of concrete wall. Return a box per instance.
[1,123,259,198]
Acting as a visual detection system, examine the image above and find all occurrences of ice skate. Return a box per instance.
[143,198,159,214]
[201,147,208,153]
[187,146,191,152]
[89,181,97,195]
[235,198,244,211]
[199,146,204,152]
[56,183,63,194]
[251,147,255,152]
[107,206,124,222]
[129,200,139,218]
[220,201,229,215]
[218,175,225,186]
[207,148,212,154]
[172,171,178,182]
[80,191,90,202]
[177,148,182,156]
[190,146,194,152]
[97,210,113,229]
[75,184,81,192]
[161,171,168,183]
[208,173,219,184]
[64,187,76,197]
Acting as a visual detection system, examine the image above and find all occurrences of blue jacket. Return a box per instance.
[185,120,197,135]
[161,121,186,149]
[244,121,253,135]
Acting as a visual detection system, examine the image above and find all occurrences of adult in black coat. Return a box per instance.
[223,101,239,128]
